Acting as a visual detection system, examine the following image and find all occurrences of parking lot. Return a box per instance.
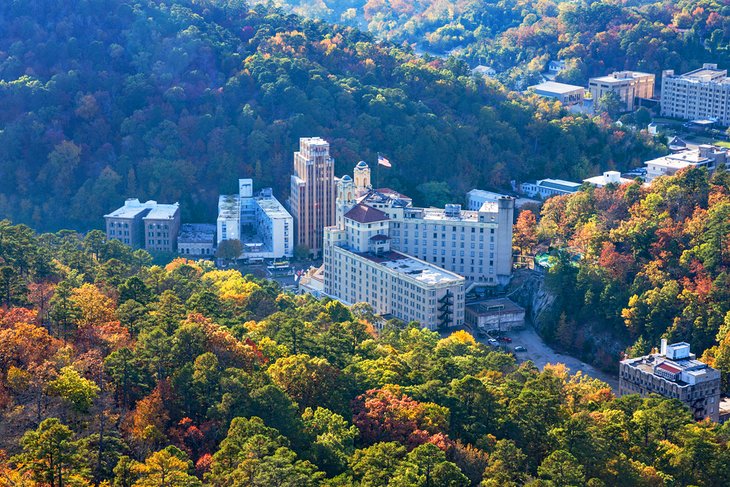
[475,326,619,391]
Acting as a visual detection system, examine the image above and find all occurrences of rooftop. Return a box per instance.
[360,189,413,209]
[104,199,156,219]
[178,224,216,244]
[144,203,179,220]
[357,250,464,286]
[645,150,714,169]
[217,195,240,220]
[538,179,582,192]
[468,189,508,201]
[345,204,389,223]
[374,188,412,201]
[466,298,525,316]
[529,81,585,94]
[583,172,634,186]
[256,194,292,220]
[590,71,654,83]
[622,342,719,387]
[679,64,727,81]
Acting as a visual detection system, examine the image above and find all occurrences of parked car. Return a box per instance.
[514,346,526,352]
[498,336,512,343]
[488,338,499,347]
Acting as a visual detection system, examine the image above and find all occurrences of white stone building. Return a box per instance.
[217,179,294,260]
[661,64,730,125]
[583,171,635,188]
[644,145,728,183]
[324,179,465,331]
[466,189,508,211]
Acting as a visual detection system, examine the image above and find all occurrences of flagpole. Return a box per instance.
[375,152,379,189]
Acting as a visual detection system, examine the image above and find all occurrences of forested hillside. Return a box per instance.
[1,219,730,485]
[264,0,730,87]
[0,0,661,231]
[519,166,730,375]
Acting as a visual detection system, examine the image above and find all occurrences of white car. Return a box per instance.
[488,338,499,347]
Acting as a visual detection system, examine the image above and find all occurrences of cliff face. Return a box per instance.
[507,269,556,332]
[506,268,626,371]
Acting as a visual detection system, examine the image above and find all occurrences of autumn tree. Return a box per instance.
[13,418,90,487]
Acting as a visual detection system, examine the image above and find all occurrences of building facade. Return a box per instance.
[466,189,508,211]
[217,179,293,260]
[465,298,525,332]
[289,137,336,257]
[644,145,727,182]
[143,203,181,252]
[619,340,722,422]
[589,71,655,112]
[253,188,293,259]
[104,199,156,249]
[521,179,582,199]
[528,81,585,105]
[324,179,466,331]
[177,224,216,257]
[661,64,730,125]
[105,199,180,252]
[345,164,514,285]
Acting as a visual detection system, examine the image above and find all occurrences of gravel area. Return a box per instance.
[479,325,619,391]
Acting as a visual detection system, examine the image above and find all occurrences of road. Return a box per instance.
[509,326,619,390]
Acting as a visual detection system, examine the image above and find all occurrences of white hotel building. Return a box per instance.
[361,193,514,286]
[322,161,516,330]
[323,200,465,331]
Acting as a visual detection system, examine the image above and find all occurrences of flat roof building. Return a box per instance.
[143,203,181,252]
[218,179,294,260]
[528,81,585,106]
[325,187,465,331]
[644,145,727,182]
[465,298,525,332]
[589,71,655,113]
[466,189,508,211]
[346,165,514,286]
[105,199,180,252]
[583,171,635,188]
[661,64,730,125]
[521,179,582,199]
[620,340,722,422]
[177,223,216,258]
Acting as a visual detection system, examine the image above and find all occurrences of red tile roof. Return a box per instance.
[657,362,682,375]
[344,204,389,223]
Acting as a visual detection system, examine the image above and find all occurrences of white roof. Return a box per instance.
[104,199,157,219]
[144,203,179,220]
[590,71,654,83]
[256,195,293,220]
[217,194,240,220]
[645,150,712,170]
[530,81,585,94]
[372,252,464,286]
[467,189,507,200]
[583,174,634,186]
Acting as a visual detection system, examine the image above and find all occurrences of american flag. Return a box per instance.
[377,154,391,168]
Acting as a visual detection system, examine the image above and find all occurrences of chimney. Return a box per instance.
[660,338,667,356]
